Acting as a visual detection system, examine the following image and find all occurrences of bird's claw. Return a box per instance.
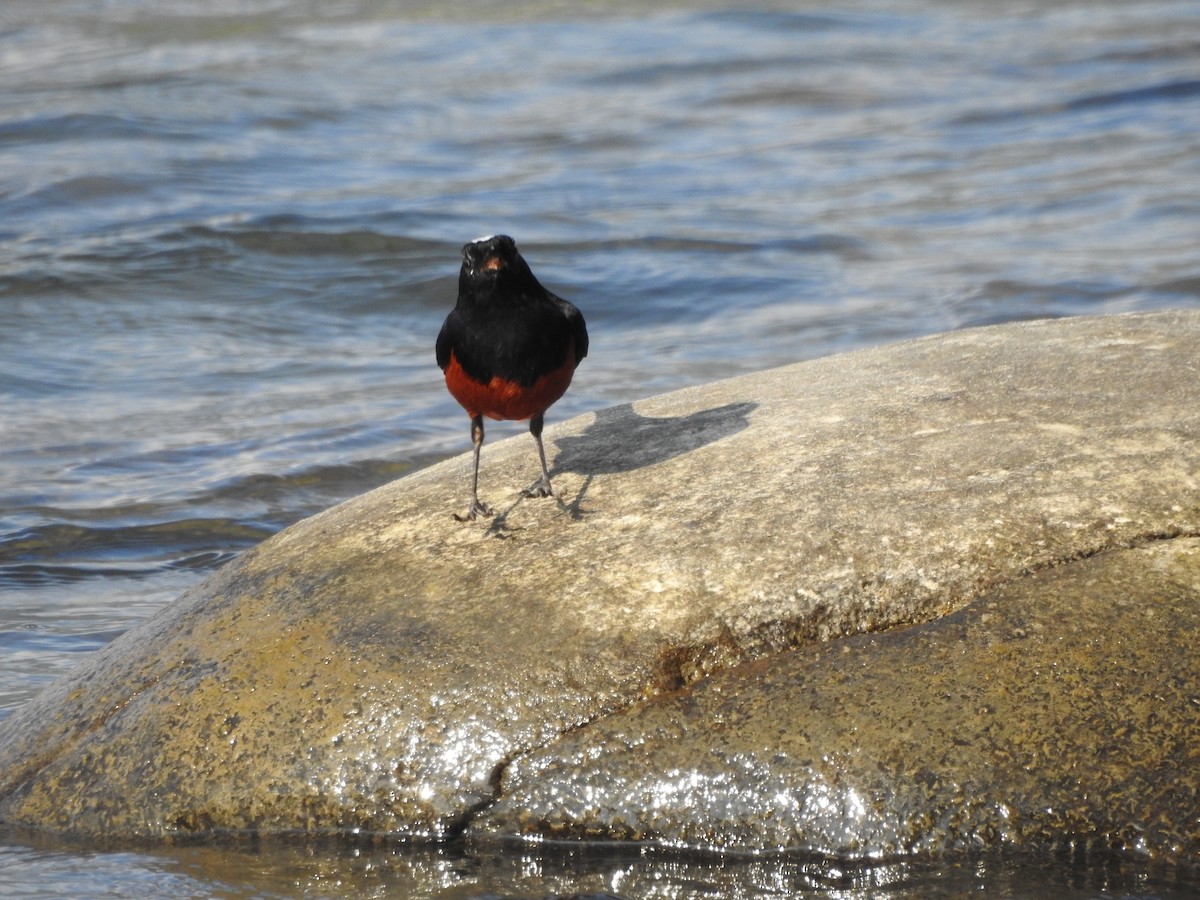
[454,499,494,522]
[521,478,553,499]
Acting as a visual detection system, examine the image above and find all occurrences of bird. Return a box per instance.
[436,234,588,521]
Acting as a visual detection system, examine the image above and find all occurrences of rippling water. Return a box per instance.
[2,0,1199,895]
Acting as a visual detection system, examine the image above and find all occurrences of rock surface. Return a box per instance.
[0,311,1197,860]
[481,537,1200,859]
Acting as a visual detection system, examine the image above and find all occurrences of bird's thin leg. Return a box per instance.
[455,414,493,521]
[522,412,554,498]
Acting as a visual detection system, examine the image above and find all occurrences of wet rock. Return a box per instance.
[0,310,1197,856]
[479,538,1200,860]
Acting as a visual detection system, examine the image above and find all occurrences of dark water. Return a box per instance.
[2,0,1198,895]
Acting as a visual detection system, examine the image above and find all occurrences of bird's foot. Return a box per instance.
[521,476,554,499]
[454,499,494,522]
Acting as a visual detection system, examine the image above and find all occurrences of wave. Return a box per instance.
[949,78,1200,127]
[0,454,445,590]
[0,519,268,588]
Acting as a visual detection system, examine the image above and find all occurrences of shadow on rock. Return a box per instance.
[551,401,757,476]
[487,401,757,530]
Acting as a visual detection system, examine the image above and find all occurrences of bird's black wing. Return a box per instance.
[435,312,457,372]
[551,292,589,365]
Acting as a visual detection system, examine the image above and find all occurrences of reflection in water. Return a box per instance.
[2,831,1187,900]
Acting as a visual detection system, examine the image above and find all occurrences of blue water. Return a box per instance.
[2,0,1199,895]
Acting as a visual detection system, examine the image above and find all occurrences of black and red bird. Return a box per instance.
[436,235,588,521]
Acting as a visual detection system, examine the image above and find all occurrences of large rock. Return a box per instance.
[0,311,1197,860]
[482,537,1200,859]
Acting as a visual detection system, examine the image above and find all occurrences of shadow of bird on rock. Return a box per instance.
[486,401,757,533]
[553,401,758,476]
[539,401,757,521]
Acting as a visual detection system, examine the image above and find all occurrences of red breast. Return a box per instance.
[443,344,579,422]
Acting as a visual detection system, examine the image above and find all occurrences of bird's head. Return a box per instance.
[460,234,536,293]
